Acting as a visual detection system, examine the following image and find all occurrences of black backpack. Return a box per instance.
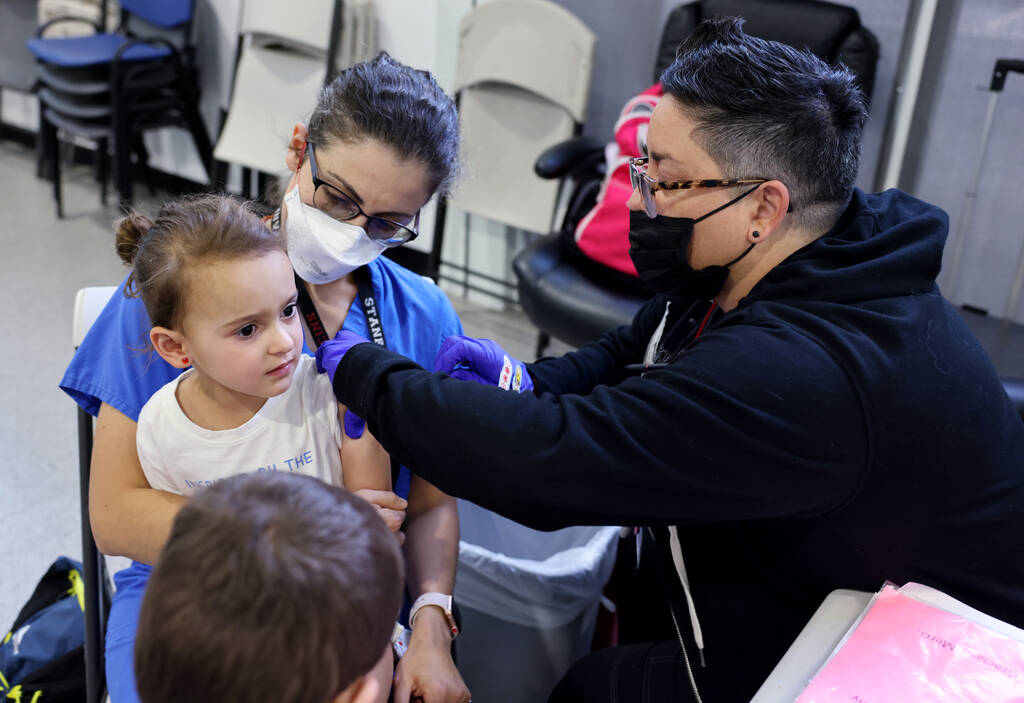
[0,557,91,702]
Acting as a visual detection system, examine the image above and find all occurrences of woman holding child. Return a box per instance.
[60,54,470,703]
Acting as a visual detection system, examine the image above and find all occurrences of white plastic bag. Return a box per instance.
[454,499,619,628]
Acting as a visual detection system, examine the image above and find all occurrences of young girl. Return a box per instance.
[116,193,391,506]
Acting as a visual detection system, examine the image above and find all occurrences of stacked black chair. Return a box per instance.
[513,0,879,356]
[26,0,214,216]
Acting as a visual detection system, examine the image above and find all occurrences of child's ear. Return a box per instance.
[150,327,191,369]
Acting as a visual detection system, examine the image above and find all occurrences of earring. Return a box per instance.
[182,357,189,365]
[752,230,760,239]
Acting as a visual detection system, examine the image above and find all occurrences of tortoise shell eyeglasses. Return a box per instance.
[628,156,769,218]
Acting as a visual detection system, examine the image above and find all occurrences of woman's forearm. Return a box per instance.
[91,487,185,564]
[89,403,186,564]
[396,480,471,701]
[403,475,459,597]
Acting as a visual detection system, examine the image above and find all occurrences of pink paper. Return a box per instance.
[796,585,1024,702]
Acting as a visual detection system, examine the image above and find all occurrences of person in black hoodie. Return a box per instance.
[314,17,1024,702]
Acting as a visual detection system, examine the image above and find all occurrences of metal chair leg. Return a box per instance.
[78,408,106,703]
[241,166,253,199]
[54,150,63,219]
[257,171,271,205]
[535,331,550,359]
[42,118,64,219]
[95,138,109,207]
[37,111,54,181]
[114,123,133,212]
[211,159,229,193]
[133,134,155,197]
[184,94,214,183]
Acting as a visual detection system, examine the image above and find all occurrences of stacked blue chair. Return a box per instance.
[26,0,213,216]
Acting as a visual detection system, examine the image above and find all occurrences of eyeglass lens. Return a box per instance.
[312,187,415,243]
[308,144,417,245]
[630,160,658,218]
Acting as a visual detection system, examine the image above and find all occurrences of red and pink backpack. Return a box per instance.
[573,83,663,278]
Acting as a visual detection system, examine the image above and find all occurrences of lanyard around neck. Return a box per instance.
[293,268,386,349]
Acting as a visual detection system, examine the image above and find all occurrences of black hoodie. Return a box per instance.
[335,189,1024,700]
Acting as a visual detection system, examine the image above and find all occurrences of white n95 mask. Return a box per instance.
[284,185,387,283]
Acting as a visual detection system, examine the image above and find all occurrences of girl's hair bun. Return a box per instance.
[115,212,155,265]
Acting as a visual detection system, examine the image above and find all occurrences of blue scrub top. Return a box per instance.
[60,255,463,500]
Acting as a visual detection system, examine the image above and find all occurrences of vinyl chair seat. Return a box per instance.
[43,108,111,140]
[513,235,650,348]
[27,33,170,68]
[39,86,111,119]
[36,62,110,95]
[121,0,192,29]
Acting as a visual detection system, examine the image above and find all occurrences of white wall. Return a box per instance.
[916,0,1024,323]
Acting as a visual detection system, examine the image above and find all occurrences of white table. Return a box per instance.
[750,589,872,703]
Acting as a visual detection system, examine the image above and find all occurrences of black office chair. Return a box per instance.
[26,0,214,216]
[513,0,880,357]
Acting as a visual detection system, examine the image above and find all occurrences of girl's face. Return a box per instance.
[282,130,433,235]
[178,250,303,403]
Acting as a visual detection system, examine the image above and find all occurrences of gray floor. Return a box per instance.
[1,139,130,627]
[2,136,1022,632]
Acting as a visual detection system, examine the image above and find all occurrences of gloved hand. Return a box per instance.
[316,329,370,381]
[432,335,534,392]
[316,329,371,438]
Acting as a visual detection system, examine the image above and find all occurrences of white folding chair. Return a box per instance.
[428,0,596,284]
[213,0,378,180]
[72,285,117,703]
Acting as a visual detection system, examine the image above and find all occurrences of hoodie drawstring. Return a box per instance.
[669,526,706,667]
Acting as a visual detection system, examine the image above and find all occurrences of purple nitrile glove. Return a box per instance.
[432,335,534,393]
[316,329,370,380]
[341,410,366,441]
[316,329,371,439]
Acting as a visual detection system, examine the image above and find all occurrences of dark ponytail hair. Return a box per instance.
[116,194,284,330]
[307,52,460,197]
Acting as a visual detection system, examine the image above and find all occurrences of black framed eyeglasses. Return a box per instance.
[628,156,769,218]
[306,142,420,247]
